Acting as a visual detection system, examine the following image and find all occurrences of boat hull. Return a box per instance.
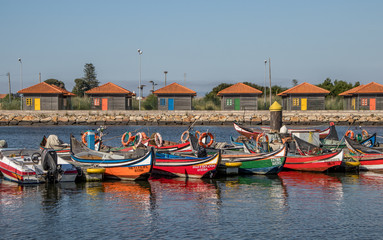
[153,152,221,179]
[352,154,383,171]
[222,144,287,175]
[284,150,344,172]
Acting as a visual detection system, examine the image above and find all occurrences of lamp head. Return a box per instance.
[18,58,22,62]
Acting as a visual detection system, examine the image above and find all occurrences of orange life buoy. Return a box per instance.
[345,130,355,140]
[256,133,269,147]
[181,131,189,143]
[82,131,100,145]
[141,132,148,140]
[121,132,132,146]
[362,129,369,139]
[154,132,163,147]
[133,132,143,147]
[198,132,214,148]
[195,130,201,139]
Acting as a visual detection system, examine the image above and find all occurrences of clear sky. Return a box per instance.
[1,0,382,96]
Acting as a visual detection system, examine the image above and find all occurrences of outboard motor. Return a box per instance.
[41,149,60,183]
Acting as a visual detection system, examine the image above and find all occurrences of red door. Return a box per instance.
[102,98,108,110]
[370,98,376,110]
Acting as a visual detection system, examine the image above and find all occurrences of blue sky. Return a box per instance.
[1,0,382,96]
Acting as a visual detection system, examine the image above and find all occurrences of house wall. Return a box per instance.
[157,94,193,110]
[354,94,383,110]
[88,94,132,110]
[282,94,326,110]
[23,94,63,110]
[220,94,258,110]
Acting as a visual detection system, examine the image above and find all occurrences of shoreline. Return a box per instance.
[0,110,383,126]
[0,110,382,126]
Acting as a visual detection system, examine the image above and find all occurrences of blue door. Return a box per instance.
[168,98,174,110]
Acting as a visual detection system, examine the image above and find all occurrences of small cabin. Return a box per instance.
[277,82,329,110]
[217,83,262,110]
[18,82,75,110]
[339,82,383,110]
[153,83,196,110]
[85,82,135,110]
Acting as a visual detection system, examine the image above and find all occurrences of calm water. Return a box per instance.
[1,124,383,239]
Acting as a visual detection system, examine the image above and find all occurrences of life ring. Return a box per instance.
[362,129,369,139]
[181,131,189,143]
[154,132,163,147]
[256,133,269,147]
[345,130,355,140]
[82,131,99,145]
[121,132,132,146]
[141,132,148,140]
[195,130,201,139]
[133,132,143,147]
[198,132,214,148]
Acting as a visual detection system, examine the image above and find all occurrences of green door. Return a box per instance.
[234,98,240,110]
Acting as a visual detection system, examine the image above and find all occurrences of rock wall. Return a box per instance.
[0,110,382,126]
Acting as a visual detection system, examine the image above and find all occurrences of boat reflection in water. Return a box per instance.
[278,171,344,207]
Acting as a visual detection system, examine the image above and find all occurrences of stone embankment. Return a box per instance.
[0,110,383,126]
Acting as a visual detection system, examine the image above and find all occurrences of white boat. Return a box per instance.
[0,148,78,184]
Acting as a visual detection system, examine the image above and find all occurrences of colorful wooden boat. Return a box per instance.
[234,122,331,140]
[153,152,221,178]
[40,135,71,156]
[70,135,153,180]
[283,150,344,172]
[344,135,381,155]
[0,148,78,184]
[221,144,288,175]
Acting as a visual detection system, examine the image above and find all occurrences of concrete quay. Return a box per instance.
[0,110,382,126]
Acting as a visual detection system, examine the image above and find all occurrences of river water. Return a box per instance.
[1,124,383,239]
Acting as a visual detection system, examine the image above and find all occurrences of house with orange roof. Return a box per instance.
[18,82,75,110]
[339,82,383,110]
[153,83,196,110]
[277,82,330,110]
[85,82,136,110]
[217,83,262,110]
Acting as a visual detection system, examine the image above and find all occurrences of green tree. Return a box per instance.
[44,78,66,89]
[83,63,99,89]
[143,94,158,110]
[204,83,232,105]
[292,79,298,86]
[72,78,89,97]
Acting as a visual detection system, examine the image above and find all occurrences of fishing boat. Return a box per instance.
[344,135,382,155]
[234,122,331,140]
[283,150,344,172]
[40,135,71,156]
[221,144,288,175]
[350,153,383,172]
[0,148,78,184]
[70,135,153,180]
[153,152,221,179]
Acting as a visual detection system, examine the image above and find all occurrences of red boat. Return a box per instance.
[283,150,344,172]
[152,152,221,179]
[234,122,331,139]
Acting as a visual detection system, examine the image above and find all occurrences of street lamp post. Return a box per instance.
[164,71,168,86]
[18,58,23,110]
[149,80,157,94]
[264,60,267,109]
[269,57,272,106]
[138,49,143,110]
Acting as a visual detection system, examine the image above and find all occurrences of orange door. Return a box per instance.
[102,98,108,110]
[370,98,376,110]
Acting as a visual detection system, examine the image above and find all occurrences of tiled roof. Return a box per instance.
[18,82,75,96]
[153,83,196,96]
[277,82,330,96]
[217,83,262,96]
[339,82,383,96]
[85,82,135,95]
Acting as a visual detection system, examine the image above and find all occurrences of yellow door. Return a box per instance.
[301,98,307,110]
[34,98,40,110]
[352,98,356,110]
